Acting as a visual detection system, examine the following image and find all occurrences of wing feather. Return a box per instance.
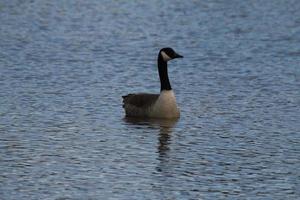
[122,93,159,108]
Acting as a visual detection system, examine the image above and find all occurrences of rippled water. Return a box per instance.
[1,0,300,199]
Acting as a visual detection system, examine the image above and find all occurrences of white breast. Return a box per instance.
[150,90,180,118]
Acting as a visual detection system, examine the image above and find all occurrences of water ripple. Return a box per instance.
[1,0,300,199]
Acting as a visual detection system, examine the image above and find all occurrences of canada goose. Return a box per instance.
[122,47,183,119]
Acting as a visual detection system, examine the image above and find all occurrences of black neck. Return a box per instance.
[158,54,172,91]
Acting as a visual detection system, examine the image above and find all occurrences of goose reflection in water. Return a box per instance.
[123,117,178,160]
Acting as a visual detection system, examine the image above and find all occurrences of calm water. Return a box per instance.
[1,0,300,199]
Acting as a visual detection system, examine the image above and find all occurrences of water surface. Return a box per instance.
[1,0,300,199]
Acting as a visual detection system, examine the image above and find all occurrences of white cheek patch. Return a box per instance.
[161,51,172,61]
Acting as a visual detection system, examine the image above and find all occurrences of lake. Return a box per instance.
[0,0,300,199]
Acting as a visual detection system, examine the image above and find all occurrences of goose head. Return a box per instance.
[159,47,183,62]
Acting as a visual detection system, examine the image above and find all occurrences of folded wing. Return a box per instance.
[122,93,159,117]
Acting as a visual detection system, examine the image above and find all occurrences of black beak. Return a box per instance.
[174,53,183,58]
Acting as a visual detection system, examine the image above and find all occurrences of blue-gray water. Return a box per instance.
[1,0,300,199]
